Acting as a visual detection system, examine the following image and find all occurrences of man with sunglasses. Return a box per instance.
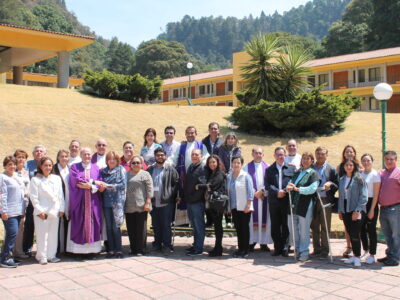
[91,138,108,169]
[147,148,179,253]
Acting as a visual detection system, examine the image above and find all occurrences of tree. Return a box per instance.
[105,37,135,75]
[31,5,73,33]
[133,40,204,79]
[240,34,281,104]
[240,34,311,103]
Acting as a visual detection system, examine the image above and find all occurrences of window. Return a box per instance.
[199,85,205,95]
[369,67,381,82]
[173,89,179,98]
[307,75,316,87]
[358,69,365,83]
[228,81,233,92]
[318,74,328,86]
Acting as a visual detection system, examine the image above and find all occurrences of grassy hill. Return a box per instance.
[1,84,399,167]
[1,84,400,234]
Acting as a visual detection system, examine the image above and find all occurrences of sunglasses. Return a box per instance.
[131,161,141,165]
[97,144,107,147]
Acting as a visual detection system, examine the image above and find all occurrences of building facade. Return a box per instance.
[160,47,400,112]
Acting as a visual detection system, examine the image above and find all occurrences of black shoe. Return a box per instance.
[208,248,223,257]
[248,243,256,252]
[281,249,289,257]
[13,258,22,266]
[186,246,195,253]
[271,250,282,256]
[260,245,270,252]
[115,252,124,259]
[0,259,17,268]
[383,259,399,266]
[186,250,202,256]
[105,252,114,259]
[378,256,389,263]
[233,251,243,258]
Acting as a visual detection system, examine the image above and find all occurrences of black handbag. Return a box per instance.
[209,191,229,212]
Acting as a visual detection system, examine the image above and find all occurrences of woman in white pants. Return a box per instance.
[30,157,64,265]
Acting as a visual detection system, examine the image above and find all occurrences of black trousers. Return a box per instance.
[360,197,379,255]
[232,209,251,253]
[210,209,223,249]
[269,200,289,253]
[343,212,363,257]
[22,200,34,253]
[125,212,148,254]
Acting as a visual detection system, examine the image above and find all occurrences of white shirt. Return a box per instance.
[344,176,351,199]
[68,156,81,167]
[57,163,70,217]
[361,169,381,198]
[29,174,64,219]
[276,163,283,190]
[285,153,301,171]
[161,140,181,167]
[94,153,107,169]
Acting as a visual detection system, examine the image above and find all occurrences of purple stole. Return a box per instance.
[247,161,269,231]
[91,153,99,164]
[177,141,203,209]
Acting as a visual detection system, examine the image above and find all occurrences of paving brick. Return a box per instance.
[333,286,376,299]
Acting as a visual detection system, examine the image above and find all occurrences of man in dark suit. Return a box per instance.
[311,146,339,258]
[265,147,294,256]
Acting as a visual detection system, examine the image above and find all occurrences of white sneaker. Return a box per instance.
[344,256,355,264]
[39,258,48,265]
[354,257,361,267]
[365,255,375,264]
[360,251,369,261]
[49,257,61,263]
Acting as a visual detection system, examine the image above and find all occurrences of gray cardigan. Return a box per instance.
[338,172,368,213]
[125,170,154,213]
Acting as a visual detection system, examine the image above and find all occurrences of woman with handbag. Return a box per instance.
[197,155,227,257]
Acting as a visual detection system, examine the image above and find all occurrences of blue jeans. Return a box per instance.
[2,216,21,262]
[151,202,174,249]
[289,201,313,256]
[187,202,205,252]
[103,207,122,252]
[380,204,400,262]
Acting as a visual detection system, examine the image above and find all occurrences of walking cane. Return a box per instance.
[317,187,333,263]
[287,189,297,262]
[172,201,178,247]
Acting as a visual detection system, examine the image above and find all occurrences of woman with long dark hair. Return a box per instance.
[197,155,227,257]
[338,158,368,267]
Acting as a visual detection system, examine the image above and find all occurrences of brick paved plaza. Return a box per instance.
[1,236,400,300]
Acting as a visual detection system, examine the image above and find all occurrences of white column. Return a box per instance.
[329,71,333,90]
[57,51,70,88]
[13,66,23,85]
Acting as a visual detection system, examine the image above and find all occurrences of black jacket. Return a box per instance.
[197,170,226,194]
[312,162,339,205]
[265,162,294,205]
[183,162,206,204]
[202,135,223,155]
[147,164,179,205]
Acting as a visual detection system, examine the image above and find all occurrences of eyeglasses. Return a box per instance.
[131,162,141,165]
[156,154,165,157]
[97,144,107,147]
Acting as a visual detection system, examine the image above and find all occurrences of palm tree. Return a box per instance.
[240,34,311,104]
[276,44,312,102]
[240,34,281,104]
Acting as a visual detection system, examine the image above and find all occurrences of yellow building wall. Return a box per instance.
[232,51,251,106]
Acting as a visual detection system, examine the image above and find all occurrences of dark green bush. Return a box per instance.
[231,87,361,135]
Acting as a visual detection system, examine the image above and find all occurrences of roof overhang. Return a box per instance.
[0,24,94,72]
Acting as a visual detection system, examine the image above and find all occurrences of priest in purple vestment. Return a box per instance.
[243,147,273,252]
[67,147,106,254]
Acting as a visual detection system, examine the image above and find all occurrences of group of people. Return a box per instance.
[0,122,399,270]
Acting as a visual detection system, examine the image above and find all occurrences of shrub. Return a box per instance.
[231,87,361,135]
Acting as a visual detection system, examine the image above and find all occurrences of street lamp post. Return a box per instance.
[373,83,393,168]
[187,62,193,106]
